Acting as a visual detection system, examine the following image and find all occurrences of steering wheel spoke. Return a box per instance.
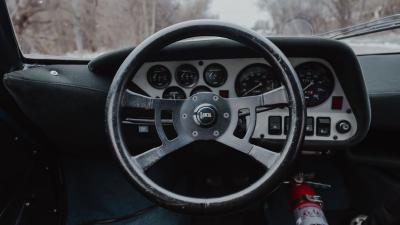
[221,86,289,147]
[248,145,280,169]
[122,90,184,111]
[217,135,279,169]
[214,86,287,168]
[260,86,289,106]
[228,86,289,110]
[133,136,192,171]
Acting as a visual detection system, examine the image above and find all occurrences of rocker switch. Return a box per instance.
[268,116,282,135]
[316,117,331,136]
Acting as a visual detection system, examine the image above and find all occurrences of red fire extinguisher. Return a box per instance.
[290,176,329,225]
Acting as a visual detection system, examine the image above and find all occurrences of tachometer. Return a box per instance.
[295,62,334,107]
[175,64,199,88]
[147,65,171,89]
[235,64,281,97]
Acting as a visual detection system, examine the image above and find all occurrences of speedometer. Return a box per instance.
[235,64,281,97]
[295,62,334,107]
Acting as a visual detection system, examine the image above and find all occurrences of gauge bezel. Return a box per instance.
[190,85,212,96]
[146,65,172,89]
[235,63,280,97]
[162,86,187,99]
[295,62,335,107]
[203,63,228,87]
[175,64,199,88]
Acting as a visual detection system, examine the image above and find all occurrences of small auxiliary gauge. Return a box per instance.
[147,65,171,89]
[162,86,186,99]
[204,63,228,87]
[175,64,199,88]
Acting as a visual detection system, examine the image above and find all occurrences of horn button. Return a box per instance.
[193,104,217,127]
[179,93,231,139]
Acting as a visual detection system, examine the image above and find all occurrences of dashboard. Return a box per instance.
[131,57,357,142]
[3,36,370,152]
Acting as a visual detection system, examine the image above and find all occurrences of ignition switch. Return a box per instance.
[336,120,351,134]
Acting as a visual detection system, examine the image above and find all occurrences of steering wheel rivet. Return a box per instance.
[213,96,219,101]
[223,112,230,118]
[192,96,198,101]
[182,113,187,119]
[50,70,59,76]
[213,130,220,137]
[192,131,198,137]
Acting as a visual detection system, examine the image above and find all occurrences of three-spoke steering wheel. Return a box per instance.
[106,20,306,214]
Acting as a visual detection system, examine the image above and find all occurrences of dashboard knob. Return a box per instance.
[336,120,351,134]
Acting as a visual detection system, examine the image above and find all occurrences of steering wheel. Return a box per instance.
[106,20,306,214]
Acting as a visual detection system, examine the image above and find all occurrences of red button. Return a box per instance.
[331,96,343,110]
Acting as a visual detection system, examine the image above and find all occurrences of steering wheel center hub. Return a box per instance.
[193,104,218,127]
[179,92,231,140]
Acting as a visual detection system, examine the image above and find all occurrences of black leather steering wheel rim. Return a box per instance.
[106,20,306,214]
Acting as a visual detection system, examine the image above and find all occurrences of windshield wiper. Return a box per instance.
[319,13,400,40]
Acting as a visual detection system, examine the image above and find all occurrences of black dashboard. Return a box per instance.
[3,37,371,152]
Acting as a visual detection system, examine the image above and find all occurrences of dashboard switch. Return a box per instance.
[336,120,351,134]
[285,116,313,136]
[316,117,331,136]
[305,117,314,136]
[269,116,282,135]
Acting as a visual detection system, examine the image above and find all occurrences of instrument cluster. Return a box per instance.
[131,58,357,142]
[234,62,335,107]
[146,62,228,100]
[145,60,335,108]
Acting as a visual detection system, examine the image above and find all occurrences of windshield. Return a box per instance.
[5,0,400,58]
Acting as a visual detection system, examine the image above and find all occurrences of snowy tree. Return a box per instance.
[5,0,214,56]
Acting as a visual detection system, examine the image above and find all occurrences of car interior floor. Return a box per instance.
[2,122,399,225]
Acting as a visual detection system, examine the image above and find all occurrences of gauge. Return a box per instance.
[295,62,335,107]
[162,86,186,99]
[147,65,171,89]
[204,63,227,87]
[190,86,212,96]
[235,64,281,97]
[175,64,199,88]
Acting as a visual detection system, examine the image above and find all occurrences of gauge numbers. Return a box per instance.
[295,62,335,107]
[235,64,281,97]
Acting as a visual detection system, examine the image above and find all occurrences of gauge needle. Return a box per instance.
[243,82,263,96]
[209,71,215,78]
[303,81,314,91]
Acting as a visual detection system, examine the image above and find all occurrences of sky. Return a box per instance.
[209,0,269,28]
